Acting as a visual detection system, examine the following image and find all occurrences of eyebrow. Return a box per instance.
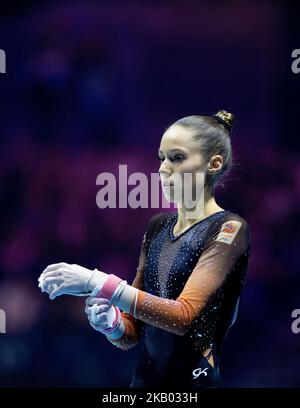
[158,148,187,154]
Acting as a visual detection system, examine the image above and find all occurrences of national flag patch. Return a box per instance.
[215,220,242,245]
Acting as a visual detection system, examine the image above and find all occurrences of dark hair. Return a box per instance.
[166,110,235,190]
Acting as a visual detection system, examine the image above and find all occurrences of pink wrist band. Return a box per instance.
[96,274,123,299]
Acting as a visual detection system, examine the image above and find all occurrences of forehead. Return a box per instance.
[158,125,198,153]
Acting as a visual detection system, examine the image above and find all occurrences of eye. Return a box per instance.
[158,156,165,163]
[173,154,185,162]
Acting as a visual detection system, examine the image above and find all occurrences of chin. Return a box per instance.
[162,193,174,203]
[162,189,182,204]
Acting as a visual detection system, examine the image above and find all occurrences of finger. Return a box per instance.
[90,304,98,323]
[87,312,95,324]
[44,277,63,288]
[42,263,69,274]
[85,302,103,315]
[38,281,46,293]
[86,306,97,316]
[86,297,110,307]
[88,304,110,315]
[91,310,103,324]
[38,276,46,290]
[38,282,46,293]
[88,315,107,331]
[93,312,109,325]
[95,304,110,314]
[43,270,63,279]
[87,313,100,325]
[85,296,92,306]
[49,284,66,300]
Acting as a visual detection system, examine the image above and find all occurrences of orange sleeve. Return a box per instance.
[105,231,147,350]
[133,217,250,336]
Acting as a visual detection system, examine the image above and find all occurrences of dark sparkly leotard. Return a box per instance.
[107,210,251,388]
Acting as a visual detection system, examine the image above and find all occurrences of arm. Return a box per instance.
[39,213,165,349]
[103,213,168,349]
[108,217,251,336]
[40,214,250,338]
[104,232,147,350]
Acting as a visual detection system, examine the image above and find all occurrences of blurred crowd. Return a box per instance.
[0,1,299,387]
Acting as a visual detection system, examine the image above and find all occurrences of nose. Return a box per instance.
[159,158,172,178]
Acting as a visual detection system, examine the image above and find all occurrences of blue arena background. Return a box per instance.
[0,0,299,387]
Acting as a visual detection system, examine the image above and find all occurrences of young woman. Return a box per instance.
[39,110,251,388]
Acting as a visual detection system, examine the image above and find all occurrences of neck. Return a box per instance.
[175,185,224,229]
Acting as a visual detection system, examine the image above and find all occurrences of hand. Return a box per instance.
[38,262,108,300]
[85,297,120,334]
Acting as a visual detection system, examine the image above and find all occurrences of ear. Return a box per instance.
[206,155,223,176]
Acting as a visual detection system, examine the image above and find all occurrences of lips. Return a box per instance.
[162,181,174,187]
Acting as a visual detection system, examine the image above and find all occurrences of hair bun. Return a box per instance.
[212,110,235,134]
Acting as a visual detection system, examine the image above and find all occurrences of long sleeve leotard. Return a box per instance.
[105,210,251,388]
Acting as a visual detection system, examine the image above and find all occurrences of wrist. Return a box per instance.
[95,274,123,299]
[111,284,138,315]
[86,268,107,294]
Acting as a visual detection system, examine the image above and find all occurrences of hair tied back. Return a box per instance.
[211,110,235,134]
